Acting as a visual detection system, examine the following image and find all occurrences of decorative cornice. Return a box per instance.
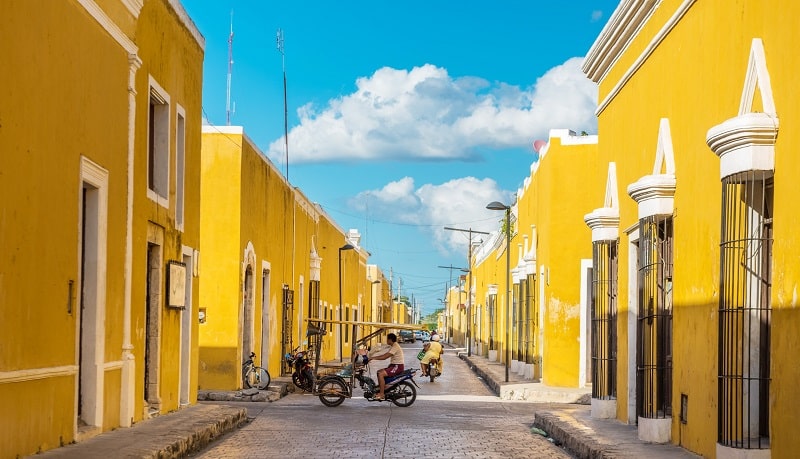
[583,0,659,82]
[590,0,697,115]
[121,0,143,18]
[706,112,778,179]
[584,207,620,242]
[168,0,205,50]
[76,0,137,54]
[707,38,778,180]
[627,174,676,218]
[584,162,619,242]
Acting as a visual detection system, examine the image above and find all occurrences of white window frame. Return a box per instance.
[147,75,170,208]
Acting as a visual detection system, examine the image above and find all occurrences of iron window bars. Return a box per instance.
[718,173,772,449]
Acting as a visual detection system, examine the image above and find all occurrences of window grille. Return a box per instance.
[525,274,536,364]
[718,173,772,449]
[636,217,673,419]
[591,240,618,399]
[488,293,497,350]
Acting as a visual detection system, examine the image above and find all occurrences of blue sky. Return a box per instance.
[181,0,617,317]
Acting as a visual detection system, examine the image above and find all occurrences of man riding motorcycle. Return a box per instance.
[418,333,443,377]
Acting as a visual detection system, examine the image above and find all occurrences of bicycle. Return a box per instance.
[242,351,271,390]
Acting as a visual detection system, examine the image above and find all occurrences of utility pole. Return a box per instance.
[444,227,489,356]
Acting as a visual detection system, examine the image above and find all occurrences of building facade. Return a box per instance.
[199,127,370,389]
[0,0,204,456]
[581,0,800,456]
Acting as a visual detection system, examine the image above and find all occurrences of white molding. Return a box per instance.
[583,0,659,82]
[167,0,206,50]
[147,75,171,208]
[706,38,779,180]
[627,119,677,219]
[740,39,776,116]
[121,0,143,18]
[579,258,592,387]
[585,162,620,242]
[103,360,124,371]
[76,0,137,54]
[175,103,186,233]
[593,0,697,116]
[0,365,78,384]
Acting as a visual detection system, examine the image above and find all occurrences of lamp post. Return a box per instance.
[338,243,355,361]
[487,201,511,382]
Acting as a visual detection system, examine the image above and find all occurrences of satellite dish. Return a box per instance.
[532,139,547,152]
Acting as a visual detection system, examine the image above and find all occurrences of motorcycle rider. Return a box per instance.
[419,333,443,377]
[370,332,404,400]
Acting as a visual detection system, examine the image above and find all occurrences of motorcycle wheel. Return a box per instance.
[317,377,347,407]
[390,381,417,407]
[292,371,312,392]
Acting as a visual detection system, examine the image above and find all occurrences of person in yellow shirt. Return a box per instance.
[419,333,443,377]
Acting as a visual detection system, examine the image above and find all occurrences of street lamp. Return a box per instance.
[338,243,355,361]
[486,201,511,382]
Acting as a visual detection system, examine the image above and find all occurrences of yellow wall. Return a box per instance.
[588,0,800,455]
[0,0,203,455]
[200,128,370,387]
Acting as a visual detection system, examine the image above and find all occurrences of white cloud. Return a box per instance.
[268,58,597,163]
[351,176,511,254]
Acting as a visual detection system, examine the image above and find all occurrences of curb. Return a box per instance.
[533,410,615,459]
[154,405,249,458]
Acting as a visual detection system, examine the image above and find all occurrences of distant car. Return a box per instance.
[421,331,431,342]
[398,330,415,343]
[413,330,424,341]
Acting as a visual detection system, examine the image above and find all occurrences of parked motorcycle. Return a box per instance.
[284,346,315,392]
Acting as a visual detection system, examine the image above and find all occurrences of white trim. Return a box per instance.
[167,0,206,50]
[78,156,109,430]
[583,0,659,82]
[147,75,171,208]
[260,262,272,373]
[740,38,776,116]
[121,53,140,428]
[706,38,778,179]
[0,366,78,384]
[585,162,620,242]
[103,360,124,371]
[538,265,546,382]
[179,246,194,406]
[579,259,593,388]
[175,104,186,232]
[75,0,137,54]
[593,0,697,116]
[121,0,143,18]
[627,118,677,219]
[627,227,640,425]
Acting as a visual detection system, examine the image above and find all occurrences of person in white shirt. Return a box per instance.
[370,333,405,400]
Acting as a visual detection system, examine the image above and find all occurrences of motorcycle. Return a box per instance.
[316,357,419,407]
[284,346,315,392]
[423,357,441,382]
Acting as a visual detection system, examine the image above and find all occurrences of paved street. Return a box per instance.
[192,342,572,458]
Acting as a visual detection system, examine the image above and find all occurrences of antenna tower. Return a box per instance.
[276,28,289,180]
[226,11,234,125]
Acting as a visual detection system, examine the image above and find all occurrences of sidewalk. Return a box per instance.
[31,380,292,459]
[455,348,701,458]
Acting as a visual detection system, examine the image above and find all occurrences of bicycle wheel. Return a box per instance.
[317,377,347,407]
[245,367,271,390]
[389,381,416,407]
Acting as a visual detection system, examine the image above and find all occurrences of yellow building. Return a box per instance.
[0,0,203,456]
[471,130,601,387]
[582,0,800,456]
[199,127,370,389]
